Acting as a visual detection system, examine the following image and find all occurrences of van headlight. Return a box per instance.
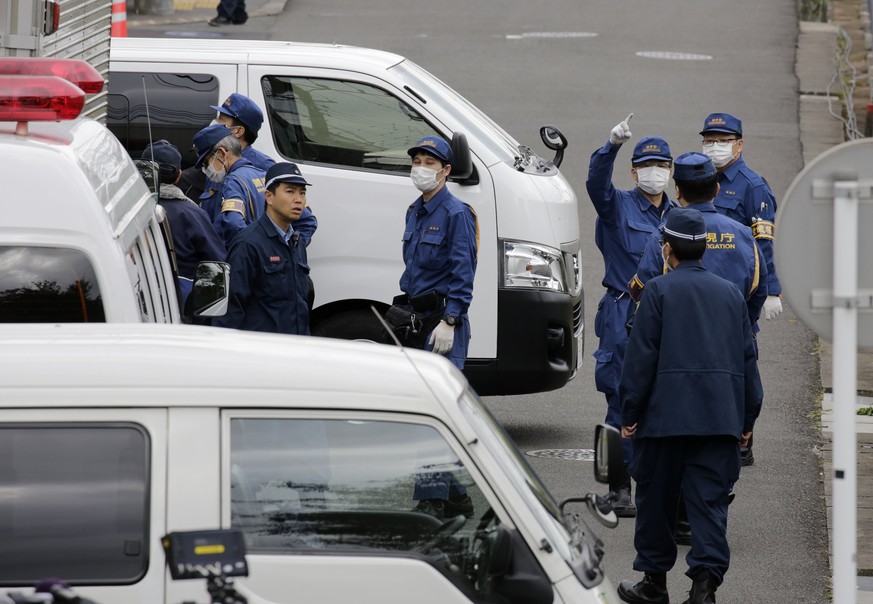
[503,241,567,292]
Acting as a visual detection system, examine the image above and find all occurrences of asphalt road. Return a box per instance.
[133,1,830,600]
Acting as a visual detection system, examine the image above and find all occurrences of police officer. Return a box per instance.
[212,162,312,335]
[399,135,478,370]
[209,93,318,246]
[585,113,677,516]
[193,124,267,248]
[629,152,768,328]
[141,140,226,308]
[399,135,477,521]
[700,112,779,466]
[617,208,763,604]
[628,152,767,545]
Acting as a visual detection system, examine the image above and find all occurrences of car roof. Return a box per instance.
[0,323,466,415]
[110,38,405,72]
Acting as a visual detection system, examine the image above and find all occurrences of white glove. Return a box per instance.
[762,295,783,320]
[609,112,634,146]
[428,321,455,355]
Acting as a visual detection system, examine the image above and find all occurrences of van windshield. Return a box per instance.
[391,60,522,166]
[0,247,105,323]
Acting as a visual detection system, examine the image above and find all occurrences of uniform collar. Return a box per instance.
[414,185,451,215]
[674,259,706,271]
[688,202,719,213]
[227,157,255,174]
[265,212,293,243]
[719,155,746,183]
[634,189,675,215]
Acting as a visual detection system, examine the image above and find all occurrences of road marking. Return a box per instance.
[506,32,598,40]
[636,51,713,60]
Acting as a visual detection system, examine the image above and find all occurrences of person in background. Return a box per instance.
[616,208,762,604]
[699,112,780,467]
[628,152,767,546]
[192,124,266,248]
[585,113,676,517]
[399,135,478,520]
[208,0,246,26]
[212,162,312,335]
[141,139,226,309]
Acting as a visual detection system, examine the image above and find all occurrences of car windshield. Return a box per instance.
[457,388,576,561]
[390,60,524,167]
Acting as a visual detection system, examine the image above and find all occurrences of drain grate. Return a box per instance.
[525,448,594,461]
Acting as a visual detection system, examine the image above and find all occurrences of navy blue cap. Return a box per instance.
[142,139,181,171]
[673,152,717,182]
[193,124,234,168]
[700,112,742,136]
[663,208,707,241]
[632,136,672,164]
[211,93,264,133]
[407,135,453,164]
[265,162,311,188]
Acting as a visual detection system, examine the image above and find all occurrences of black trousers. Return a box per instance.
[628,436,740,584]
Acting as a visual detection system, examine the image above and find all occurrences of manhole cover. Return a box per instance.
[526,448,594,461]
[506,32,599,40]
[635,51,713,61]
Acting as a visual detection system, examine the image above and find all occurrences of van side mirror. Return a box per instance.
[449,131,477,184]
[185,261,231,318]
[593,423,624,484]
[539,124,567,168]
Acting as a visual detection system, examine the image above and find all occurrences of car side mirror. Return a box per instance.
[449,131,477,184]
[185,261,230,318]
[593,423,624,484]
[539,124,567,168]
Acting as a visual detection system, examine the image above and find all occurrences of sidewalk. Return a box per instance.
[797,13,873,601]
[125,0,286,27]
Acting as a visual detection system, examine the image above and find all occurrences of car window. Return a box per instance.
[228,416,504,601]
[0,246,105,322]
[261,75,439,172]
[0,423,149,584]
[107,72,219,169]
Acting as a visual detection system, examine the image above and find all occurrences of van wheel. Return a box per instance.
[312,309,386,343]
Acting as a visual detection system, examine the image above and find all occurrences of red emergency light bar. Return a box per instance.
[0,75,85,122]
[0,57,104,94]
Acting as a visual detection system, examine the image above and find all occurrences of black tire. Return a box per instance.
[311,308,387,343]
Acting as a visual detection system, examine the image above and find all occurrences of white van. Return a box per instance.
[108,38,584,396]
[0,323,621,604]
[0,57,182,323]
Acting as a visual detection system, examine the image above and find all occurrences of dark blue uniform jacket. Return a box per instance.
[212,212,310,335]
[585,141,676,292]
[620,261,763,438]
[157,184,227,279]
[630,203,768,327]
[400,187,477,318]
[715,155,780,296]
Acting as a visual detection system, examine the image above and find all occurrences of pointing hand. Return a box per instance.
[609,113,634,146]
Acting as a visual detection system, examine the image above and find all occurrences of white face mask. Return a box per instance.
[636,166,671,195]
[202,152,227,184]
[410,166,444,193]
[703,141,736,168]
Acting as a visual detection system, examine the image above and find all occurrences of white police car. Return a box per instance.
[0,323,621,604]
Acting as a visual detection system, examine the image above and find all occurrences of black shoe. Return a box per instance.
[681,569,718,604]
[674,519,692,546]
[618,573,669,604]
[740,444,754,466]
[413,499,445,519]
[232,18,247,24]
[208,15,232,26]
[445,493,474,519]
[612,485,637,518]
